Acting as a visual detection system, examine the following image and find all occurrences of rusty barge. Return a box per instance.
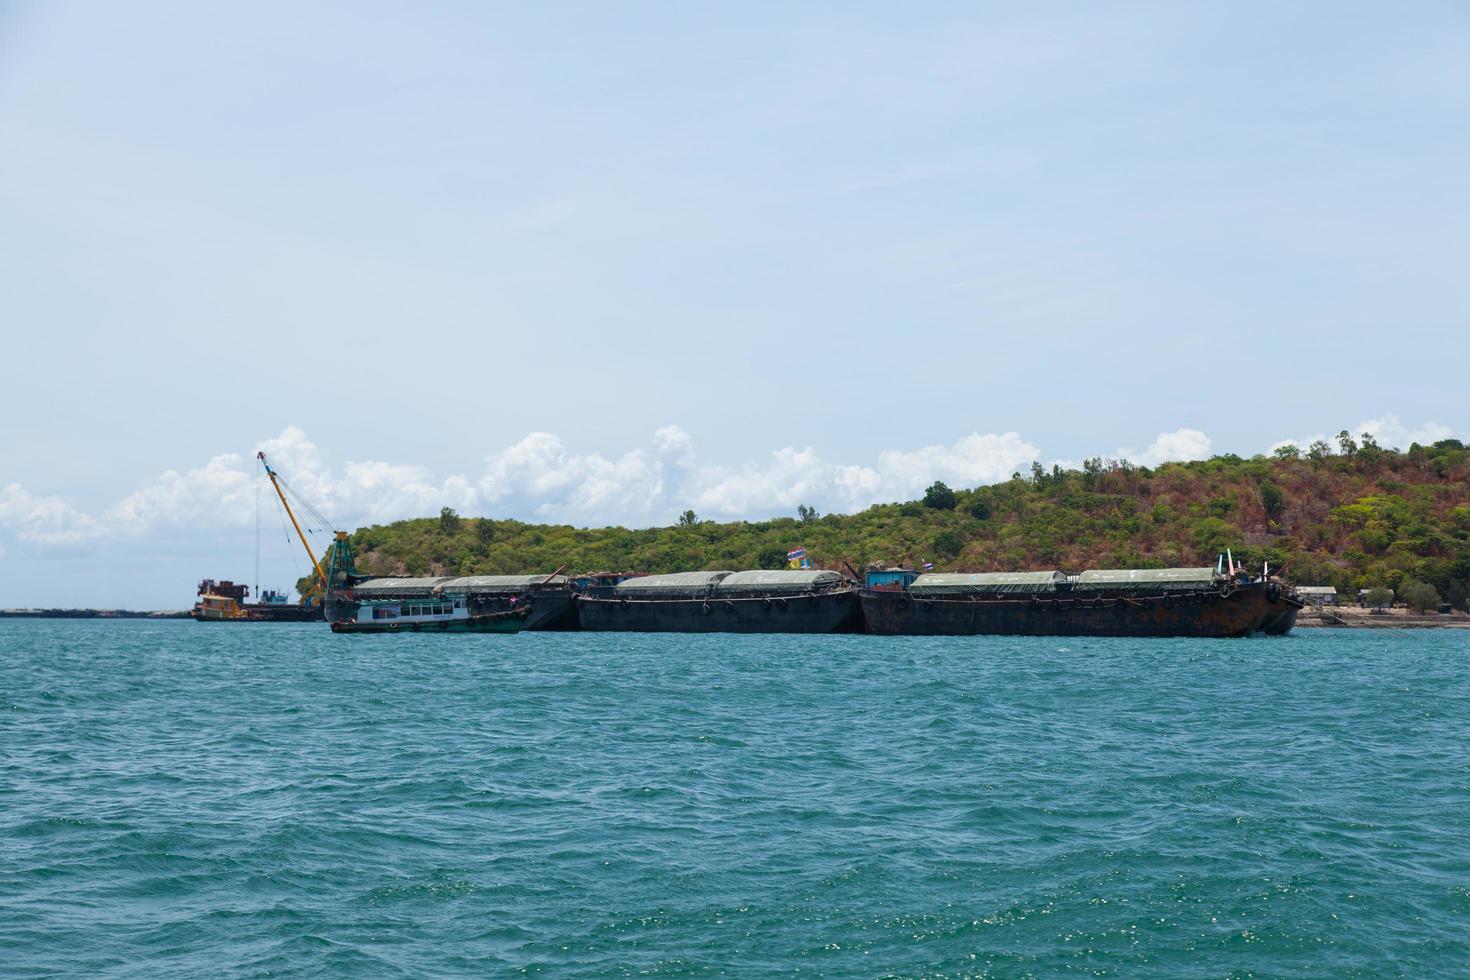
[575,570,864,633]
[860,567,1301,638]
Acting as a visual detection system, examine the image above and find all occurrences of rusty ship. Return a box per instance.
[191,579,322,622]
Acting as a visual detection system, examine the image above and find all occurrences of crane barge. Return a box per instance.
[255,452,531,634]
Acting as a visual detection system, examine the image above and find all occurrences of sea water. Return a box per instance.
[3,620,1468,976]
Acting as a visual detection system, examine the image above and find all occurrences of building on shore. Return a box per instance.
[1296,586,1338,607]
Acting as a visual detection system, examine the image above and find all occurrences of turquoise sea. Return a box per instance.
[3,621,1468,977]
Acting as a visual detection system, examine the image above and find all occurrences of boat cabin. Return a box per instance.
[356,597,470,624]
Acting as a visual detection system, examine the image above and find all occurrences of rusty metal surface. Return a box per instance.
[577,589,864,634]
[860,582,1300,637]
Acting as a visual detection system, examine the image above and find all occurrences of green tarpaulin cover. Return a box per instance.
[909,571,1066,595]
[714,570,844,593]
[615,571,733,596]
[350,577,453,597]
[444,575,568,591]
[351,574,566,597]
[1075,567,1219,591]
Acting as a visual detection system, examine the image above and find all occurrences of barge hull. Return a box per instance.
[860,584,1300,637]
[331,610,528,634]
[577,591,864,633]
[463,588,580,631]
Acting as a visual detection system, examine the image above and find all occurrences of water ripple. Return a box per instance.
[2,621,1469,976]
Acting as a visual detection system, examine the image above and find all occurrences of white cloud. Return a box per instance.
[1127,428,1213,467]
[4,416,1462,557]
[0,426,1044,550]
[688,432,1041,517]
[477,433,669,522]
[104,453,255,530]
[1356,415,1454,450]
[1272,415,1460,454]
[0,483,107,547]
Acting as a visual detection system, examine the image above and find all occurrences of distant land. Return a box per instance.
[308,435,1470,612]
[0,609,191,619]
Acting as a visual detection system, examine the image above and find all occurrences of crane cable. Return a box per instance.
[270,489,307,586]
[270,470,336,535]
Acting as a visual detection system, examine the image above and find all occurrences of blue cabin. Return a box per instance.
[865,568,919,590]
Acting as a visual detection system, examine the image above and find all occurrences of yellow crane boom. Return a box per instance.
[257,451,327,589]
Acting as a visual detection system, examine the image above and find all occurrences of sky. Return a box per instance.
[1,2,1467,607]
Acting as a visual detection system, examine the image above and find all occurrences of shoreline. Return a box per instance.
[1294,608,1470,629]
[0,609,192,620]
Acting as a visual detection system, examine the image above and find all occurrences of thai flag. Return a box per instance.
[922,562,934,570]
[787,546,805,560]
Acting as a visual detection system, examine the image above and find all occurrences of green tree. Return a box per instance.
[1259,481,1284,518]
[678,510,698,526]
[756,546,789,570]
[967,494,993,520]
[1081,456,1104,490]
[1398,578,1442,612]
[933,529,965,558]
[797,504,819,523]
[1364,586,1393,611]
[923,481,957,510]
[475,519,495,544]
[439,507,461,535]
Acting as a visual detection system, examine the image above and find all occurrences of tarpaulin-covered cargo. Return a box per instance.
[350,577,454,598]
[1074,568,1219,591]
[908,571,1067,595]
[350,574,568,598]
[714,570,845,594]
[444,575,568,591]
[614,571,732,596]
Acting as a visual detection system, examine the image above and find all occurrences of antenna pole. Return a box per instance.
[254,456,261,598]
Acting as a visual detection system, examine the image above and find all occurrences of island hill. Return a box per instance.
[306,435,1470,613]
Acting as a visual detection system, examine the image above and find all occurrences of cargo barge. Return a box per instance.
[860,566,1301,637]
[576,569,863,633]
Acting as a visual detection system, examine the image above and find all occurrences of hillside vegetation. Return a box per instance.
[316,435,1470,609]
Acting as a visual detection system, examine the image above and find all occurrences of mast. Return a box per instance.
[257,451,328,589]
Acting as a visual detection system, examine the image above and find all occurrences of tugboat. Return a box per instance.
[576,569,864,633]
[859,556,1301,637]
